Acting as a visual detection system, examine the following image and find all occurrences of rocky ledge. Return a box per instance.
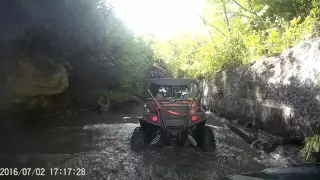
[201,38,320,161]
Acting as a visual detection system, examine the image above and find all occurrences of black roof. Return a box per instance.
[149,78,195,86]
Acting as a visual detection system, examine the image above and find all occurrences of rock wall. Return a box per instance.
[0,55,68,110]
[202,38,320,140]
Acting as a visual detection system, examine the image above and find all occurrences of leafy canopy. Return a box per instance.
[153,0,319,78]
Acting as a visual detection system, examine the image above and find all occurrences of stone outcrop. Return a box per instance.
[0,55,68,110]
[202,38,320,141]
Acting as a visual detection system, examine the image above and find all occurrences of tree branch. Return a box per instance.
[230,0,269,28]
[103,7,114,32]
[109,22,122,36]
[230,11,251,18]
[196,12,227,37]
[221,0,231,35]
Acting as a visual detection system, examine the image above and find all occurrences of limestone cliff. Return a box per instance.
[202,38,320,140]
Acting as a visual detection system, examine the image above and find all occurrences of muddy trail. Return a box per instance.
[0,105,288,180]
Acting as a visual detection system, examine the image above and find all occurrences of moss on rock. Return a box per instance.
[0,55,68,110]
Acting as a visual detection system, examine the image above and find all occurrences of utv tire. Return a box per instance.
[142,127,157,144]
[131,127,147,151]
[199,126,216,152]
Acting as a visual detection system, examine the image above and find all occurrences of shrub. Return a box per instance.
[302,134,320,162]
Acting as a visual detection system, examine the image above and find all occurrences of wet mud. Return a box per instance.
[0,105,287,180]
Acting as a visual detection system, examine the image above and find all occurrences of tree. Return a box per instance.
[153,0,317,78]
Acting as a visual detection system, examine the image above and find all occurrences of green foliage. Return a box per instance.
[153,0,319,78]
[215,37,249,70]
[302,134,320,162]
[244,15,314,57]
[310,0,320,18]
[117,36,155,94]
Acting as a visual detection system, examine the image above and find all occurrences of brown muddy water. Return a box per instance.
[0,105,291,180]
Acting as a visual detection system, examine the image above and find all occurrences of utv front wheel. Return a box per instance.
[131,127,147,151]
[198,126,216,152]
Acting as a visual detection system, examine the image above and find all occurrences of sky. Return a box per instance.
[108,0,206,40]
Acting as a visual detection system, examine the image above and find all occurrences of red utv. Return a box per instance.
[130,78,216,152]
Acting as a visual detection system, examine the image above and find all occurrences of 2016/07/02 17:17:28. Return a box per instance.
[50,168,86,176]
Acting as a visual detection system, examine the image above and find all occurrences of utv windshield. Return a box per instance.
[148,79,198,100]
